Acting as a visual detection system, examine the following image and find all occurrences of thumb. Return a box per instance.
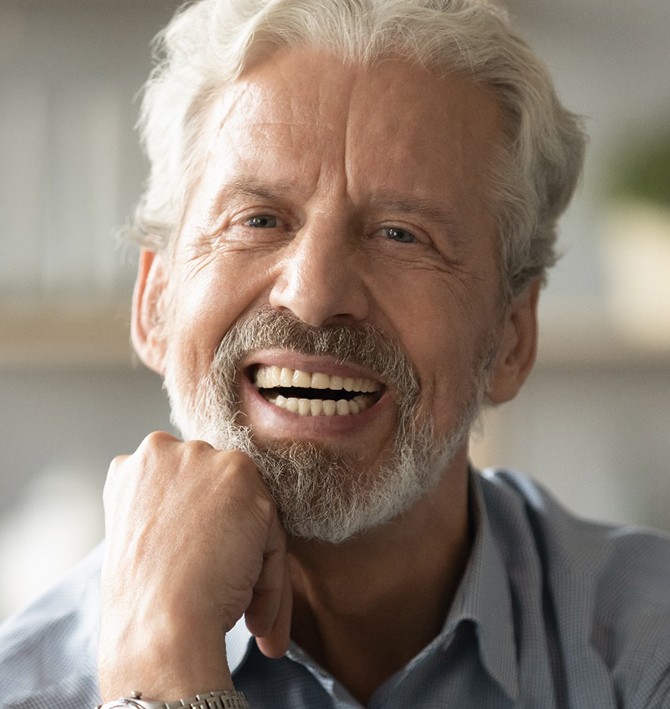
[255,560,293,659]
[244,507,292,657]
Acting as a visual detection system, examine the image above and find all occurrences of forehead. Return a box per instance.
[193,48,502,220]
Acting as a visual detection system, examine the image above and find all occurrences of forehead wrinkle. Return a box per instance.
[339,70,357,217]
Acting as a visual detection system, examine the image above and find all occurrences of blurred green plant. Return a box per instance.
[606,129,670,210]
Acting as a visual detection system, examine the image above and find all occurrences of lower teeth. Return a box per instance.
[268,394,369,416]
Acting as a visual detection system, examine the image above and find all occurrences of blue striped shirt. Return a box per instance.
[1,470,670,707]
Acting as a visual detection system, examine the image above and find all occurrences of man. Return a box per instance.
[1,0,669,707]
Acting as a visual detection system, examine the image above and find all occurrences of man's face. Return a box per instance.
[138,49,524,541]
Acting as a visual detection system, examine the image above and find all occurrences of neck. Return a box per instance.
[287,458,472,705]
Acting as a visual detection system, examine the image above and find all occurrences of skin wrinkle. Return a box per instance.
[118,52,545,702]
[93,9,587,695]
[166,306,487,542]
[365,65,502,287]
[170,83,263,257]
[164,90,243,259]
[184,57,498,290]
[339,58,356,220]
[190,177,477,299]
[149,49,520,544]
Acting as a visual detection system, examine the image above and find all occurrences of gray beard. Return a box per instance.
[164,307,490,543]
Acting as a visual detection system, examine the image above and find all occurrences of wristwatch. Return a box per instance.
[97,690,249,709]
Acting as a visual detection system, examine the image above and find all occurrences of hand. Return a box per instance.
[98,432,292,701]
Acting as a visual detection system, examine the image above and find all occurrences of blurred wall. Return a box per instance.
[1,0,669,620]
[0,0,182,619]
[469,0,670,526]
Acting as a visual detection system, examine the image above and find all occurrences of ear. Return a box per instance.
[131,248,169,375]
[486,280,541,405]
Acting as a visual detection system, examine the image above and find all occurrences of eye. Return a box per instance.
[382,226,415,244]
[246,214,278,228]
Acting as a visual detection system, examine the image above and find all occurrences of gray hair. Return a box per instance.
[132,0,586,297]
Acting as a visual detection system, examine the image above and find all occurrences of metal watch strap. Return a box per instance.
[162,691,249,709]
[98,690,249,709]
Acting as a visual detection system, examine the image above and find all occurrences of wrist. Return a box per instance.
[98,614,234,701]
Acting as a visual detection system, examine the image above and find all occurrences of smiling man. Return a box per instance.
[2,1,670,708]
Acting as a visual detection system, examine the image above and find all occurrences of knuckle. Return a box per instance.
[182,438,214,458]
[139,430,177,452]
[133,431,181,469]
[222,449,258,473]
[218,452,261,491]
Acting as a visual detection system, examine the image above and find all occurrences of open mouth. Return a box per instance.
[250,364,384,416]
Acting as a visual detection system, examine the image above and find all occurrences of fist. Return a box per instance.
[98,432,291,700]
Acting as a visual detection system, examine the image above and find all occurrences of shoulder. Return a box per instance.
[478,469,670,706]
[0,544,103,707]
[478,469,670,597]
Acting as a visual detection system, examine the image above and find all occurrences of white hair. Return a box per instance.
[132,0,586,297]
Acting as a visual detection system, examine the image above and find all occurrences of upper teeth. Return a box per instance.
[253,365,382,416]
[254,366,381,394]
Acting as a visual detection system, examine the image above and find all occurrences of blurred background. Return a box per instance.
[1,0,669,620]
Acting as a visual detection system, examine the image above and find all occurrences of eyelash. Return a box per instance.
[245,214,278,229]
[381,226,415,244]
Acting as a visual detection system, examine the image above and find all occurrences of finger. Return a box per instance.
[103,431,181,505]
[244,510,287,639]
[256,563,293,659]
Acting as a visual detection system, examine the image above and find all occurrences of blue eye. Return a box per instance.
[384,227,415,243]
[247,215,277,228]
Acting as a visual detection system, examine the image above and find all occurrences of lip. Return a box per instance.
[238,350,393,440]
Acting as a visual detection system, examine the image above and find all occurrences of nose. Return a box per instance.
[268,219,370,327]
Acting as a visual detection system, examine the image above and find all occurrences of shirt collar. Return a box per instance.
[226,471,519,700]
[440,470,519,700]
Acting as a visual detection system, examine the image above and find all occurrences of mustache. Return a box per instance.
[211,306,421,406]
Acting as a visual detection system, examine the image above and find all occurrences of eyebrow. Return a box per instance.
[371,195,462,230]
[216,177,296,204]
[214,178,468,247]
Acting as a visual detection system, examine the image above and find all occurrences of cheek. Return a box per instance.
[165,251,279,375]
[161,272,231,391]
[390,298,497,431]
[172,255,252,330]
[417,340,477,409]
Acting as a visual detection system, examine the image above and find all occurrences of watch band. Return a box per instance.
[97,690,249,709]
[164,691,249,709]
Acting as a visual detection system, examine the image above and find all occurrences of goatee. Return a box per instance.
[164,307,489,543]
